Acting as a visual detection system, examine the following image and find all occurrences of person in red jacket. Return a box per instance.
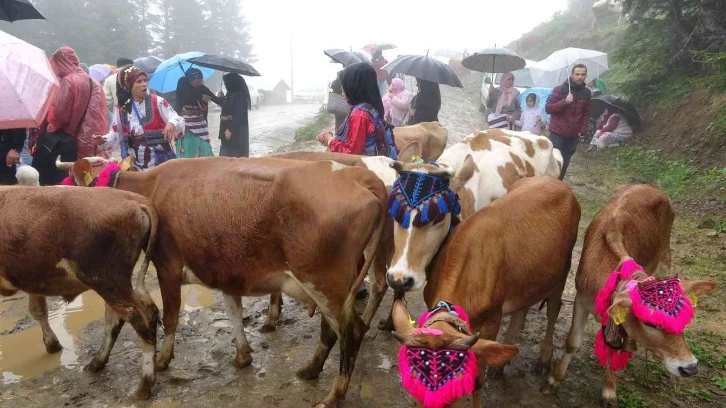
[545,64,591,180]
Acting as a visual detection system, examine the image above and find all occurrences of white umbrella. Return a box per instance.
[529,48,608,89]
[0,29,59,129]
[89,64,113,83]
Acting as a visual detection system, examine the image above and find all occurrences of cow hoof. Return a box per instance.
[155,358,170,372]
[85,359,107,373]
[259,323,277,333]
[296,365,322,380]
[540,379,559,395]
[233,353,253,369]
[45,340,63,354]
[487,366,505,379]
[377,317,394,332]
[134,387,152,401]
[532,360,551,376]
[602,398,619,408]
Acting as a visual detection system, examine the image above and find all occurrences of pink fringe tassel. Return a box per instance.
[94,163,121,188]
[594,329,633,371]
[61,176,75,186]
[629,287,694,334]
[399,346,478,408]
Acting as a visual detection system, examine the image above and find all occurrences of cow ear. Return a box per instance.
[450,155,477,192]
[607,291,633,324]
[471,339,518,368]
[680,280,717,298]
[391,300,416,336]
[72,159,92,186]
[398,141,422,164]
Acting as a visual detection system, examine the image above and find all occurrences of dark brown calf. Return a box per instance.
[0,187,158,399]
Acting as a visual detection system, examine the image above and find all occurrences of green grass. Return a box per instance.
[682,388,713,402]
[687,332,726,370]
[294,108,333,142]
[618,386,647,408]
[707,106,726,139]
[714,376,726,390]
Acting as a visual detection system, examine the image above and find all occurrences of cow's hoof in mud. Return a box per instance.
[84,358,107,373]
[259,323,277,333]
[532,360,552,376]
[155,358,171,372]
[540,379,558,395]
[296,365,322,380]
[602,398,618,408]
[45,340,63,354]
[134,387,152,401]
[377,317,394,331]
[487,365,505,379]
[232,353,253,369]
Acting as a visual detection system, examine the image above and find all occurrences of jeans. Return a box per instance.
[548,132,579,180]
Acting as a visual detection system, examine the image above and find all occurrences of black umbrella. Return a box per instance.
[189,54,261,76]
[462,48,526,73]
[590,95,641,129]
[0,0,45,22]
[324,49,371,67]
[382,55,463,88]
[373,43,396,55]
[134,56,164,74]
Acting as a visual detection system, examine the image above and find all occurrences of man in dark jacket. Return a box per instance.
[0,128,26,185]
[545,64,591,180]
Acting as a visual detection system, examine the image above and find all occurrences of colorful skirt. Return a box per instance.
[176,130,214,158]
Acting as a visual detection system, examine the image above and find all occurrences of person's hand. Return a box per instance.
[315,130,329,145]
[224,129,232,141]
[507,115,515,123]
[5,149,20,167]
[201,94,211,102]
[566,93,574,104]
[409,109,416,117]
[91,134,106,146]
[163,123,176,141]
[217,91,224,99]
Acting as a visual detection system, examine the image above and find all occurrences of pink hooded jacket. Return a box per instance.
[47,47,109,159]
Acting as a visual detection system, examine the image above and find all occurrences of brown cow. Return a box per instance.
[0,187,159,399]
[543,185,717,407]
[58,156,388,407]
[394,122,449,161]
[391,176,580,405]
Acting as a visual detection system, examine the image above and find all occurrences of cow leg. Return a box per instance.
[222,294,253,368]
[260,293,282,333]
[602,367,618,407]
[493,308,528,379]
[85,303,125,372]
[296,315,338,380]
[362,248,388,328]
[534,284,566,376]
[377,290,403,331]
[155,261,183,371]
[481,311,505,379]
[542,294,590,394]
[316,311,366,407]
[28,295,62,354]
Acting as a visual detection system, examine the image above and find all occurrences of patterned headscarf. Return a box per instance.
[185,68,203,82]
[116,65,148,113]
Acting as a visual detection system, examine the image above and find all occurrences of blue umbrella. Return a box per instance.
[149,51,214,93]
[518,87,553,122]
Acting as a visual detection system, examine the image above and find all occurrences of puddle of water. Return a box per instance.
[377,354,392,371]
[0,284,215,385]
[360,381,374,399]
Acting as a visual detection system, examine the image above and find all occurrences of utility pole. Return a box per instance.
[289,32,294,99]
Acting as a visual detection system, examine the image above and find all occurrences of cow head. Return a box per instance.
[391,300,518,408]
[56,156,134,187]
[386,142,477,292]
[605,275,716,377]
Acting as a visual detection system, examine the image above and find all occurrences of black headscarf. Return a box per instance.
[341,62,384,117]
[174,74,216,113]
[223,73,251,108]
[418,79,441,110]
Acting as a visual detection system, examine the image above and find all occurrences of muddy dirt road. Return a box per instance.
[1,84,724,408]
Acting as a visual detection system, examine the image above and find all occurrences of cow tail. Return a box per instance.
[135,203,158,301]
[339,181,387,374]
[605,228,631,264]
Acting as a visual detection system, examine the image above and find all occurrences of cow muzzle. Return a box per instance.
[386,270,423,292]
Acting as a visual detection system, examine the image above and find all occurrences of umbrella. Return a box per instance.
[148,51,214,93]
[134,56,163,74]
[0,29,58,129]
[529,48,608,89]
[590,95,641,129]
[189,54,261,76]
[0,0,45,22]
[89,64,113,82]
[382,54,463,88]
[518,87,554,123]
[324,49,371,67]
[363,43,397,55]
[462,48,526,73]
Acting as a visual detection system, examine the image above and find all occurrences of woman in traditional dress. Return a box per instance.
[93,66,184,170]
[218,73,251,158]
[174,68,222,158]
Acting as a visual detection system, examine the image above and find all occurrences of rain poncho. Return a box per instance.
[47,46,109,159]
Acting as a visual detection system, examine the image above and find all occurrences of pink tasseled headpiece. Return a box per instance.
[398,304,478,408]
[60,162,121,187]
[594,259,695,371]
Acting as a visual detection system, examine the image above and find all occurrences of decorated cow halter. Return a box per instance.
[594,258,697,371]
[387,162,461,230]
[61,162,122,188]
[399,301,478,408]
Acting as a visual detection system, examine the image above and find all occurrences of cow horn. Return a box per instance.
[56,157,74,171]
[450,332,481,350]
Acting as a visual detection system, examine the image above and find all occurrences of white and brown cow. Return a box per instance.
[387,128,563,293]
[58,156,388,407]
[543,185,717,407]
[391,176,580,406]
[0,187,159,399]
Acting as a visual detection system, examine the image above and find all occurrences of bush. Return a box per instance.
[294,108,333,142]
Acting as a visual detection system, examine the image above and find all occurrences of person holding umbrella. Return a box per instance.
[486,72,521,129]
[174,68,222,158]
[545,64,591,180]
[0,128,25,185]
[217,73,251,158]
[407,79,441,125]
[586,107,634,151]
